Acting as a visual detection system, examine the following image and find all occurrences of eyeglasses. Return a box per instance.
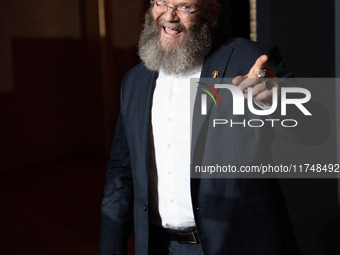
[150,1,213,20]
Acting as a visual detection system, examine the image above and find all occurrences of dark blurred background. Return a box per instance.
[0,0,339,254]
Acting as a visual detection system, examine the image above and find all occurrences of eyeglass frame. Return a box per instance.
[150,0,214,17]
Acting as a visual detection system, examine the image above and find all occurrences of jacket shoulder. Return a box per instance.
[216,37,290,77]
[123,63,154,83]
[221,37,277,57]
[119,62,156,106]
[232,37,273,51]
[121,63,155,91]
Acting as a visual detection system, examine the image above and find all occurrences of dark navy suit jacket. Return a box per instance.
[99,37,328,255]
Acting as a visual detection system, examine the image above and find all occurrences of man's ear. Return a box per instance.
[208,3,222,25]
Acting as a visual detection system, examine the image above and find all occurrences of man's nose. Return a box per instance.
[162,7,180,22]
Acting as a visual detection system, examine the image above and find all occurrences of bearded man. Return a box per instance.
[99,1,327,254]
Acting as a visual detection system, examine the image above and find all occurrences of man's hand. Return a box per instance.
[232,55,279,106]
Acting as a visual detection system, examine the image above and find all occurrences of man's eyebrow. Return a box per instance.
[174,1,196,7]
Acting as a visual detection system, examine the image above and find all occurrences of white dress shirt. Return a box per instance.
[150,66,202,229]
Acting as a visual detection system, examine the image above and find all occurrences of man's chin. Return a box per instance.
[160,37,182,51]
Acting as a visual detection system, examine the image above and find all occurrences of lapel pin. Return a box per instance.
[212,70,219,78]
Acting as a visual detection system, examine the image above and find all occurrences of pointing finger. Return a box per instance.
[249,55,269,77]
[252,55,268,71]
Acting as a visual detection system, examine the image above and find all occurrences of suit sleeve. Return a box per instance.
[265,44,330,145]
[99,77,134,255]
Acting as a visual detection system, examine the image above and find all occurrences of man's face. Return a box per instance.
[151,0,210,50]
[138,0,220,74]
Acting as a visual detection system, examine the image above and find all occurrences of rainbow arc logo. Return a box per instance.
[197,82,222,106]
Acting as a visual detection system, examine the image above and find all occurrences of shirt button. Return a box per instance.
[167,144,172,148]
[170,199,174,203]
[168,171,172,175]
[171,91,175,96]
[168,117,172,121]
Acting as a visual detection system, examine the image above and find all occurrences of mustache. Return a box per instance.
[156,19,187,33]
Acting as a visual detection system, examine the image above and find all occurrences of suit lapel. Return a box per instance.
[191,40,235,161]
[200,40,235,79]
[190,40,236,208]
[137,68,157,175]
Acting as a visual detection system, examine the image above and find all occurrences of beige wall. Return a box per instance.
[0,0,81,93]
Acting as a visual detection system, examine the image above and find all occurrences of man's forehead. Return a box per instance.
[163,0,214,6]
